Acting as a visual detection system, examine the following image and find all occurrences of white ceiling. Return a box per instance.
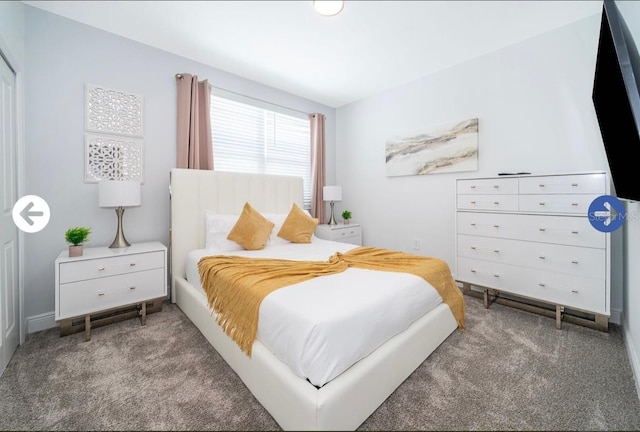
[23,1,604,108]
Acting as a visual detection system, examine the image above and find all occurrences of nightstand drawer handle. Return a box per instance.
[98,266,105,271]
[493,185,499,189]
[539,228,546,232]
[130,285,136,290]
[493,224,500,228]
[129,263,136,267]
[98,291,105,296]
[539,256,546,260]
[493,201,500,205]
[493,274,500,278]
[470,201,476,204]
[539,283,546,287]
[571,183,578,187]
[571,202,579,206]
[470,269,477,273]
[571,230,579,234]
[539,202,546,206]
[571,260,579,264]
[470,246,477,250]
[571,289,579,294]
[493,249,500,253]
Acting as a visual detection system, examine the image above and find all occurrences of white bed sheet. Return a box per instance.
[185,237,443,387]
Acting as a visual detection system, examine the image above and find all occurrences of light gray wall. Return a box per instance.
[615,0,640,401]
[23,6,336,321]
[0,1,25,69]
[336,15,607,267]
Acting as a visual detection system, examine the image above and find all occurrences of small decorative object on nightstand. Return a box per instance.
[341,210,352,225]
[54,241,167,341]
[64,226,91,257]
[315,223,362,246]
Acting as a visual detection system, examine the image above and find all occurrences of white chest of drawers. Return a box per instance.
[315,223,362,246]
[55,241,167,340]
[455,172,610,329]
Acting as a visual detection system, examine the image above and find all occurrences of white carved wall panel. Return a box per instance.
[85,133,144,183]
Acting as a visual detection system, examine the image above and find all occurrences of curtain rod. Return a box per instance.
[175,73,312,116]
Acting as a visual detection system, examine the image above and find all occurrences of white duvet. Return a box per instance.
[185,237,443,387]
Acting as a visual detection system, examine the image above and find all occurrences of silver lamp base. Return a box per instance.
[328,201,337,225]
[109,207,131,248]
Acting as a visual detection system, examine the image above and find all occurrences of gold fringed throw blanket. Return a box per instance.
[198,246,465,356]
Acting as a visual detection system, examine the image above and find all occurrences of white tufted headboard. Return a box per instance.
[169,168,304,300]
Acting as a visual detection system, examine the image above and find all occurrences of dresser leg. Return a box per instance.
[556,305,563,330]
[140,302,147,326]
[84,315,91,341]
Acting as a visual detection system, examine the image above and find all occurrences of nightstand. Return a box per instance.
[54,241,167,341]
[315,223,362,246]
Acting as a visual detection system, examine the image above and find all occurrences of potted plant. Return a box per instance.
[65,227,91,257]
[341,210,352,225]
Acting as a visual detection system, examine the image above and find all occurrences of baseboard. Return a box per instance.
[26,311,56,334]
[611,308,622,325]
[623,318,640,401]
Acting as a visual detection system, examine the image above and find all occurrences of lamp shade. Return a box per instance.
[323,186,342,202]
[99,180,141,208]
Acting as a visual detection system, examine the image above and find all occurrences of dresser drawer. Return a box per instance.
[457,178,518,195]
[456,194,518,211]
[456,257,605,313]
[457,235,605,279]
[519,173,606,195]
[58,268,166,319]
[59,250,165,284]
[519,194,600,215]
[456,212,604,249]
[328,225,361,240]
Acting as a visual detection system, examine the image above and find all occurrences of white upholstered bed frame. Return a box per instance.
[169,168,458,430]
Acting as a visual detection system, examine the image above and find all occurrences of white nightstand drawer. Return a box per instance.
[329,226,361,240]
[519,173,606,195]
[58,268,166,319]
[315,224,363,245]
[457,178,518,195]
[59,250,165,284]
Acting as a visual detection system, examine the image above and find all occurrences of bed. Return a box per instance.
[169,168,462,431]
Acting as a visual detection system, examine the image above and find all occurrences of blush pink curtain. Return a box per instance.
[309,113,326,224]
[176,73,213,170]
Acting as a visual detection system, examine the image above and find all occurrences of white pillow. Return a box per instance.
[263,209,318,244]
[262,213,289,245]
[204,210,244,252]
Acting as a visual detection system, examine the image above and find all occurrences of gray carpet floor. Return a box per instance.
[1,296,639,431]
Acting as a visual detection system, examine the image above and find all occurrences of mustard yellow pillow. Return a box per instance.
[227,202,275,250]
[277,203,319,243]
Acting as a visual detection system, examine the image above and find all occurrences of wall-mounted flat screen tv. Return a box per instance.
[592,0,640,202]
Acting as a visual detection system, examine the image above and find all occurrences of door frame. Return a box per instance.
[0,37,25,345]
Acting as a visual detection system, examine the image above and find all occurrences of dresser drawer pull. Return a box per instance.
[470,223,477,227]
[130,263,136,267]
[470,269,477,273]
[493,185,499,189]
[539,202,546,206]
[98,291,105,296]
[539,184,545,187]
[470,246,477,250]
[571,260,579,264]
[539,256,546,260]
[493,224,500,228]
[470,201,477,204]
[539,283,546,287]
[571,230,579,234]
[539,228,546,232]
[98,266,105,271]
[493,274,500,278]
[470,185,476,189]
[493,250,500,253]
[571,202,579,206]
[130,285,136,290]
[493,201,500,205]
[571,183,578,187]
[571,289,579,294]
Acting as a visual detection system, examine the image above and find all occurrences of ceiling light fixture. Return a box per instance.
[313,1,344,17]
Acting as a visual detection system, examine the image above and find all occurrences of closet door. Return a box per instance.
[0,52,19,376]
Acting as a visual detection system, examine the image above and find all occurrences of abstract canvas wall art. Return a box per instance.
[385,118,478,177]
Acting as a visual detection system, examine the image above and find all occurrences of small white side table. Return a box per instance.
[54,241,167,340]
[315,223,362,246]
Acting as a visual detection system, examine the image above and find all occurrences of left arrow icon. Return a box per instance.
[12,195,50,233]
[19,201,44,226]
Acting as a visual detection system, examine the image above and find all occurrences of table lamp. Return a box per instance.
[323,185,342,226]
[99,180,141,248]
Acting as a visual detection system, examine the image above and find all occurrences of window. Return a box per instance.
[210,90,311,208]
